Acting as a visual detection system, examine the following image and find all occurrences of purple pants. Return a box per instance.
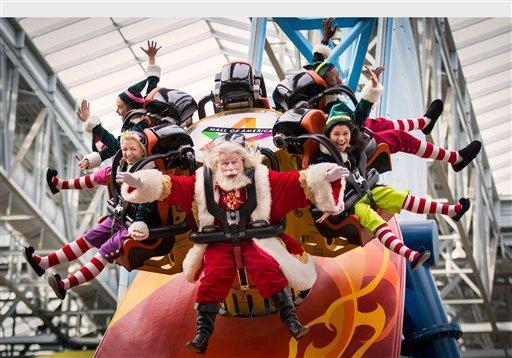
[83,217,128,258]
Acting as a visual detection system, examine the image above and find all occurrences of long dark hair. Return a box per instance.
[347,127,368,155]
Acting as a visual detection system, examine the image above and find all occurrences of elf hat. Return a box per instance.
[118,79,147,109]
[324,103,354,137]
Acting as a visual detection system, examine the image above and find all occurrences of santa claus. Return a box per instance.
[116,133,348,353]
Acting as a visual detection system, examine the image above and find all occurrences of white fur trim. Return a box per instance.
[253,238,317,290]
[128,221,149,241]
[83,115,101,133]
[186,164,273,281]
[146,65,161,78]
[313,44,332,60]
[82,152,102,169]
[121,169,164,204]
[182,243,207,282]
[360,81,383,104]
[305,163,346,213]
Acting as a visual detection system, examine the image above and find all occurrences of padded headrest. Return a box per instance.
[144,87,197,125]
[272,71,328,112]
[143,123,194,155]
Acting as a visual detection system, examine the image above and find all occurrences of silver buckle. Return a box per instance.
[114,204,123,214]
[227,210,240,226]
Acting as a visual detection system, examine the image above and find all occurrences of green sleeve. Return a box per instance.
[92,124,120,161]
[352,99,374,127]
[134,201,160,227]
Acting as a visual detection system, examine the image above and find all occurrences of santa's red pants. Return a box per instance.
[364,117,423,154]
[196,241,288,304]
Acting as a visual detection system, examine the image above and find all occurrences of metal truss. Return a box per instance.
[1,18,116,355]
[410,18,509,355]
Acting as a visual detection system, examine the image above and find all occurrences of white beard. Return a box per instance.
[214,169,252,192]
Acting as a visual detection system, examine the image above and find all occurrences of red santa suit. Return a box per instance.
[121,161,345,305]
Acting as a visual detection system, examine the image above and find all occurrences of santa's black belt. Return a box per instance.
[189,219,285,244]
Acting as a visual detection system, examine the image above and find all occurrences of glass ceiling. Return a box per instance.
[18,17,512,196]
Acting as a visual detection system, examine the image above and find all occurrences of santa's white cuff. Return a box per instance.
[312,44,332,60]
[83,115,101,133]
[146,65,161,78]
[128,221,149,241]
[361,81,383,104]
[121,169,169,204]
[303,163,346,213]
[82,152,102,169]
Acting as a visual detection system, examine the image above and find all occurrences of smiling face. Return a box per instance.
[324,67,342,87]
[329,124,352,153]
[121,138,145,165]
[116,96,132,117]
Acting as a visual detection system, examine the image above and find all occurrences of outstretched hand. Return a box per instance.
[141,41,161,65]
[116,172,141,188]
[364,65,385,88]
[77,100,90,122]
[325,165,350,182]
[321,18,338,44]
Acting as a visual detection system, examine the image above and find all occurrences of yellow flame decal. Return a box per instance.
[289,249,391,357]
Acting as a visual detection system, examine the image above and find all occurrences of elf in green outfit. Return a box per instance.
[78,41,162,170]
[305,19,481,172]
[314,113,471,270]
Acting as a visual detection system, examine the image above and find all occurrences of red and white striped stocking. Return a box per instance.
[403,195,462,217]
[51,173,99,190]
[389,117,430,132]
[33,237,93,270]
[375,224,419,261]
[414,141,462,164]
[60,252,109,290]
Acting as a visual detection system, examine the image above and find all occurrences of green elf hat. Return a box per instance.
[324,103,354,136]
[118,79,148,109]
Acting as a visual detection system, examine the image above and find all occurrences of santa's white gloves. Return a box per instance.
[128,221,149,241]
[116,172,142,188]
[324,165,350,182]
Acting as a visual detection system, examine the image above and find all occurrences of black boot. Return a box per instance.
[451,140,481,172]
[271,288,309,340]
[411,249,431,270]
[46,168,59,194]
[421,99,443,135]
[186,303,219,354]
[47,274,67,300]
[23,246,45,277]
[452,198,471,222]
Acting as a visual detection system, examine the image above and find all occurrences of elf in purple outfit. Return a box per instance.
[23,131,159,300]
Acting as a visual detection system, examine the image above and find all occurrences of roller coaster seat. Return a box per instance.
[309,168,393,248]
[110,124,196,271]
[272,70,327,112]
[360,129,392,174]
[272,108,327,169]
[144,87,198,128]
[213,61,270,111]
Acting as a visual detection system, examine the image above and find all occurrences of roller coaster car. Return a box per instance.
[144,87,198,128]
[272,109,393,249]
[196,61,271,119]
[108,123,197,271]
[272,70,327,112]
[212,61,271,112]
[272,108,392,173]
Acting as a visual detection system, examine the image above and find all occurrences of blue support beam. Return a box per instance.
[273,17,376,91]
[248,18,268,73]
